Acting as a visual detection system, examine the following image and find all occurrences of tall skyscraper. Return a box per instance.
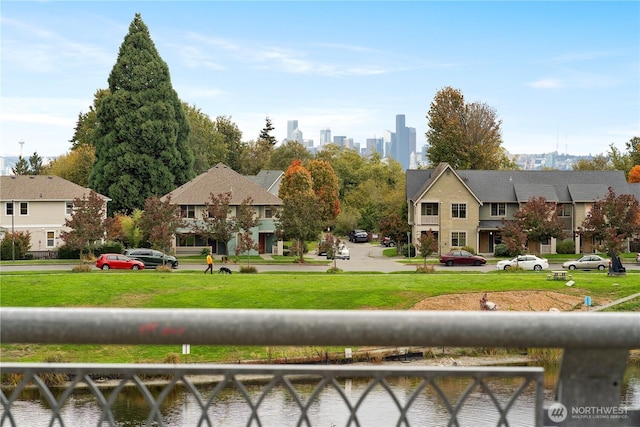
[333,136,346,147]
[287,120,298,141]
[291,127,303,143]
[394,114,413,169]
[320,128,331,146]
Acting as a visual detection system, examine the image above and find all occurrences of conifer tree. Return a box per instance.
[89,13,194,214]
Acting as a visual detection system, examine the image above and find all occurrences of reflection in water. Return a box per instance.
[2,363,639,427]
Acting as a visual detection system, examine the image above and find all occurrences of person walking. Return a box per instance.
[204,253,214,274]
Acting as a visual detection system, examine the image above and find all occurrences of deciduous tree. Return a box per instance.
[307,159,340,229]
[416,230,438,268]
[44,145,95,187]
[196,191,238,257]
[269,140,312,171]
[629,165,640,183]
[512,197,565,253]
[234,197,259,265]
[499,220,527,256]
[89,13,194,214]
[60,191,106,261]
[580,187,640,253]
[139,195,182,252]
[379,213,410,254]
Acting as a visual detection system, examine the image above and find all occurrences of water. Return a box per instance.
[3,365,639,427]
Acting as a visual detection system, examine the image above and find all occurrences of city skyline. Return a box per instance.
[1,2,638,158]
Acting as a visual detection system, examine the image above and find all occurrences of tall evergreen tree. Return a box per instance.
[89,13,194,214]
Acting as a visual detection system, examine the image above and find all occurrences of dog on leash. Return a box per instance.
[218,267,232,274]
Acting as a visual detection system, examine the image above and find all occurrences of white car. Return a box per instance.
[326,245,350,260]
[496,255,549,271]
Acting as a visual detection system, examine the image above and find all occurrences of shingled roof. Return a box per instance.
[0,175,109,201]
[406,164,632,203]
[161,163,282,205]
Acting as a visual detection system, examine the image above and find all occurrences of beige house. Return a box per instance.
[161,163,283,256]
[406,163,637,255]
[0,175,109,255]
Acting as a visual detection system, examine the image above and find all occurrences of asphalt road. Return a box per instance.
[1,242,638,273]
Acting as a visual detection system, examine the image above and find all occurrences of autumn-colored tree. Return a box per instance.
[276,160,322,262]
[138,195,182,253]
[103,213,128,243]
[499,220,528,256]
[629,165,640,183]
[307,159,341,229]
[195,192,238,257]
[60,191,106,261]
[512,197,565,253]
[415,230,438,267]
[234,197,259,266]
[44,145,96,187]
[0,231,31,261]
[120,210,144,248]
[426,86,515,170]
[379,213,410,255]
[580,187,640,253]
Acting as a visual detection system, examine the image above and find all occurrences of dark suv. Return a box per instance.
[349,229,369,243]
[123,248,179,269]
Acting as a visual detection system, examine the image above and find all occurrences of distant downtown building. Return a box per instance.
[320,128,331,146]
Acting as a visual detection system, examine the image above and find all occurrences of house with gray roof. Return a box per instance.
[406,163,637,255]
[161,163,283,256]
[0,175,109,254]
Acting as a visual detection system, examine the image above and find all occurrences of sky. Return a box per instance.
[1,1,639,159]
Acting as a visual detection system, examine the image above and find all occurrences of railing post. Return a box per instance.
[550,348,629,427]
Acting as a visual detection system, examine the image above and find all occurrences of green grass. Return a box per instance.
[1,270,638,363]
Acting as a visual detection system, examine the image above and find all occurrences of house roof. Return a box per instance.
[0,175,109,201]
[161,163,282,205]
[410,163,483,205]
[246,170,284,195]
[407,165,632,204]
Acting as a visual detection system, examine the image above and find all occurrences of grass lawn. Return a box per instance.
[1,270,638,364]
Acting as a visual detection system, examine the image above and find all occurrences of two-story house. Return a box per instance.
[0,175,109,255]
[161,163,283,256]
[406,163,636,255]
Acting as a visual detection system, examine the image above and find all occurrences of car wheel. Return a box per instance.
[446,260,453,267]
[598,265,605,270]
[503,265,510,270]
[533,265,542,271]
[568,265,576,270]
[101,264,110,270]
[389,242,395,247]
[132,265,140,270]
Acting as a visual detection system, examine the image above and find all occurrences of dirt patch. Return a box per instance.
[410,291,590,312]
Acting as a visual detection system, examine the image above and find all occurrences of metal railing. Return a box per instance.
[1,308,639,427]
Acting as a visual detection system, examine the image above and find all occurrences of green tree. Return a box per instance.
[60,191,106,261]
[11,156,30,175]
[307,159,341,229]
[139,195,182,253]
[89,13,194,214]
[183,103,222,174]
[269,140,312,171]
[499,220,527,256]
[28,152,44,175]
[43,145,96,187]
[580,187,640,253]
[626,136,640,166]
[0,231,31,261]
[70,89,109,150]
[572,154,613,171]
[216,116,244,172]
[196,191,238,257]
[513,197,565,254]
[276,160,322,262]
[426,86,515,170]
[120,210,143,248]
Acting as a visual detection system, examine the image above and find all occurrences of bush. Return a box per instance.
[71,264,93,273]
[402,244,416,258]
[57,244,81,259]
[239,265,258,274]
[156,264,173,273]
[493,243,511,257]
[556,238,575,254]
[416,265,436,274]
[461,246,476,255]
[0,231,31,260]
[97,241,124,256]
[201,247,211,256]
[326,267,343,274]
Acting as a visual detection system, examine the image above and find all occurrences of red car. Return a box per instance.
[439,250,487,266]
[96,254,145,270]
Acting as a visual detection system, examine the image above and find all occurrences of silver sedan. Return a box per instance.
[562,255,609,271]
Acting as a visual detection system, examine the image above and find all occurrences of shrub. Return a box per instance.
[493,243,511,257]
[156,264,173,273]
[402,244,416,258]
[97,241,124,256]
[200,247,211,256]
[556,238,575,254]
[0,231,31,260]
[164,353,181,364]
[40,353,69,386]
[239,265,258,274]
[461,246,476,255]
[71,264,93,273]
[416,265,436,274]
[326,267,343,274]
[57,244,81,259]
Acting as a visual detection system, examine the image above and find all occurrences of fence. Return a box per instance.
[1,308,639,426]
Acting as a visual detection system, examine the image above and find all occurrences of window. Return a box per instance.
[557,204,572,217]
[66,202,74,215]
[451,203,466,219]
[421,203,439,215]
[5,202,13,216]
[180,205,195,218]
[46,231,55,247]
[451,232,466,247]
[264,206,273,218]
[19,202,28,215]
[490,203,506,217]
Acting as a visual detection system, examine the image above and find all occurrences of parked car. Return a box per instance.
[562,255,609,271]
[439,250,487,266]
[124,248,178,268]
[326,245,350,260]
[496,255,549,271]
[381,237,396,247]
[636,253,640,263]
[349,229,369,243]
[96,254,145,270]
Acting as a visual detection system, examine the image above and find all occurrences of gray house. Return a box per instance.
[406,163,637,255]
